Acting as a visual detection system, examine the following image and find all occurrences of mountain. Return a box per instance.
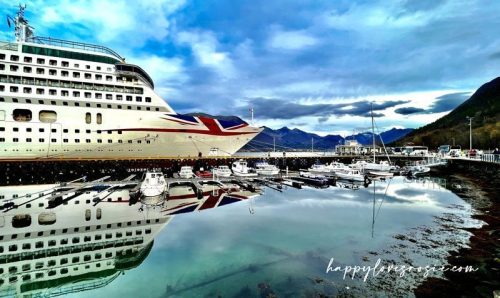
[243,126,412,151]
[395,77,500,149]
[183,112,414,150]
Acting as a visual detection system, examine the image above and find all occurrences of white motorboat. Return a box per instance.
[140,172,166,198]
[232,160,258,177]
[255,162,280,175]
[326,162,350,172]
[335,168,367,182]
[308,164,335,174]
[406,165,431,176]
[212,165,232,177]
[178,166,194,179]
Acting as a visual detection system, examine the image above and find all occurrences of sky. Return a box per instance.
[1,0,499,136]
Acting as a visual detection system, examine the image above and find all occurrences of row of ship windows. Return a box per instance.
[0,63,115,81]
[0,86,151,102]
[1,262,112,285]
[3,256,112,274]
[0,126,121,134]
[0,98,159,111]
[0,229,151,253]
[0,218,161,240]
[0,138,151,144]
[0,53,110,71]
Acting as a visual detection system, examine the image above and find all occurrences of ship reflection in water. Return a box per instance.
[0,176,261,297]
[0,175,479,297]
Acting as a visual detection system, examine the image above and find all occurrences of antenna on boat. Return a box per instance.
[7,4,34,42]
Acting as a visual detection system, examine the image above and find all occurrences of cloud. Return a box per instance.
[267,26,318,50]
[394,107,426,115]
[176,30,236,79]
[240,98,408,120]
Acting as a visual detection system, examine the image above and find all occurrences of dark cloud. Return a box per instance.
[240,98,409,120]
[394,107,426,115]
[429,92,470,113]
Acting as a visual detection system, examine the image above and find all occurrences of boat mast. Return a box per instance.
[371,102,375,163]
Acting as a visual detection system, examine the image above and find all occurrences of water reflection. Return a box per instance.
[0,175,474,297]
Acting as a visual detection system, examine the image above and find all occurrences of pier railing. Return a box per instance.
[480,154,500,164]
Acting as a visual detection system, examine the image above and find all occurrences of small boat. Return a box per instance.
[255,162,280,175]
[195,169,213,178]
[335,168,367,182]
[405,165,431,176]
[212,165,232,177]
[179,166,194,179]
[308,163,335,174]
[326,162,349,172]
[232,160,258,177]
[137,172,167,205]
[368,171,394,178]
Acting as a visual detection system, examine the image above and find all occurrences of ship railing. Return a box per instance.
[26,36,124,62]
[0,75,144,94]
[47,271,121,297]
[0,41,18,51]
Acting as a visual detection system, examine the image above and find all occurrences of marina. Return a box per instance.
[0,3,499,298]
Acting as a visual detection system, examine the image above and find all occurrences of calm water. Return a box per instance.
[1,176,480,297]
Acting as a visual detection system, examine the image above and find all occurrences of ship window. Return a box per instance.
[96,103,101,108]
[62,61,69,67]
[97,139,102,143]
[106,94,112,100]
[63,101,68,106]
[63,139,68,143]
[61,90,69,96]
[127,106,131,110]
[86,139,91,143]
[0,138,4,142]
[96,74,102,80]
[10,65,18,71]
[49,69,56,75]
[146,107,150,111]
[128,140,132,143]
[73,72,80,78]
[12,214,31,228]
[108,139,112,143]
[74,102,80,106]
[10,55,19,61]
[13,127,18,132]
[75,139,80,143]
[10,86,18,92]
[106,75,112,81]
[39,110,57,123]
[36,58,44,64]
[60,238,68,245]
[116,95,122,100]
[0,127,4,131]
[23,87,32,93]
[137,106,142,110]
[36,88,44,94]
[0,53,4,59]
[63,129,68,133]
[13,138,19,142]
[97,113,102,124]
[86,129,91,133]
[13,98,18,103]
[107,104,112,108]
[146,97,151,102]
[51,128,56,132]
[72,237,80,244]
[26,138,32,142]
[51,100,56,105]
[96,93,102,99]
[49,59,57,66]
[85,73,91,79]
[84,92,91,98]
[49,89,56,95]
[13,109,32,122]
[117,105,122,109]
[51,139,56,143]
[38,99,44,104]
[85,113,91,124]
[36,68,44,74]
[26,128,31,132]
[61,70,69,77]
[24,56,32,62]
[155,108,160,111]
[23,66,32,73]
[73,91,80,97]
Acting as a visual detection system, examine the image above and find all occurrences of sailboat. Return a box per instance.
[354,104,398,177]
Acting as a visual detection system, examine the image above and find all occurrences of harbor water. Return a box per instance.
[47,176,481,298]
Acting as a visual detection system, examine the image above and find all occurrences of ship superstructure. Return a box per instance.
[0,5,261,160]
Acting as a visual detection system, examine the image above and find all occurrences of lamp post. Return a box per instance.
[466,116,473,158]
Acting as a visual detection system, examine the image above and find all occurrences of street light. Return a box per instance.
[466,116,474,158]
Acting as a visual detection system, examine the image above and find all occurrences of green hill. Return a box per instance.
[395,77,500,150]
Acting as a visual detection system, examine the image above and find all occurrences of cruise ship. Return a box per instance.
[0,6,261,160]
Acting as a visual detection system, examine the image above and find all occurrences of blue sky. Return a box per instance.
[2,0,499,135]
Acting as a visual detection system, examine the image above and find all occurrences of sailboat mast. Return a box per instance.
[371,103,375,163]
